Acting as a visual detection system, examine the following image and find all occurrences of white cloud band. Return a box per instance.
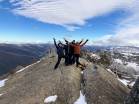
[10,0,133,30]
[7,0,139,46]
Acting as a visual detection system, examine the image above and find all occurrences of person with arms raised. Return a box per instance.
[71,39,89,67]
[53,38,65,69]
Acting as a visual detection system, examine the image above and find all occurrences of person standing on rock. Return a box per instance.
[64,39,75,65]
[53,38,65,69]
[71,39,88,67]
[70,40,76,64]
[57,39,71,66]
[63,39,70,65]
[64,39,83,65]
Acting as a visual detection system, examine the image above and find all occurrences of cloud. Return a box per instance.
[119,1,139,27]
[92,1,139,46]
[9,0,133,31]
[92,26,139,46]
[6,0,139,46]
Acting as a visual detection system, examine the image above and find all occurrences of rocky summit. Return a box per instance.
[0,54,130,104]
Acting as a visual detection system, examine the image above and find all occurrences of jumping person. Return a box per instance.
[71,39,88,67]
[53,38,65,69]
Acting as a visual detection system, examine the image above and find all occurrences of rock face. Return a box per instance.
[84,64,130,104]
[125,77,139,104]
[0,55,130,104]
[0,56,81,104]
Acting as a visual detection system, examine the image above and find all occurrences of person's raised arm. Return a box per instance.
[59,41,65,46]
[64,38,69,44]
[81,39,88,46]
[53,38,58,48]
[64,38,68,43]
[79,39,83,44]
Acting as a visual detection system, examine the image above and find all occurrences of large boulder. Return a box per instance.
[84,64,130,104]
[0,56,81,104]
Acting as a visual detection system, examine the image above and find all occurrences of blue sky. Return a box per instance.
[0,0,139,46]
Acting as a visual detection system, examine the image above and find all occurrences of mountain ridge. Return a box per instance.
[0,43,53,76]
[0,54,130,104]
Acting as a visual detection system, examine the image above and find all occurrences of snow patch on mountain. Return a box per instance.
[107,69,115,75]
[0,93,4,96]
[121,52,138,56]
[44,95,58,103]
[114,59,123,64]
[16,60,41,73]
[118,78,136,87]
[127,62,139,71]
[112,46,139,54]
[74,91,87,104]
[90,53,100,60]
[0,79,8,88]
[118,79,130,86]
[114,58,139,73]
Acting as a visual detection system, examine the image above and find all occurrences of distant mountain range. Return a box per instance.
[0,43,53,76]
[0,43,139,77]
[85,45,139,53]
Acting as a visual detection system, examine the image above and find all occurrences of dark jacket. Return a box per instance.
[56,46,65,57]
[54,39,65,57]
